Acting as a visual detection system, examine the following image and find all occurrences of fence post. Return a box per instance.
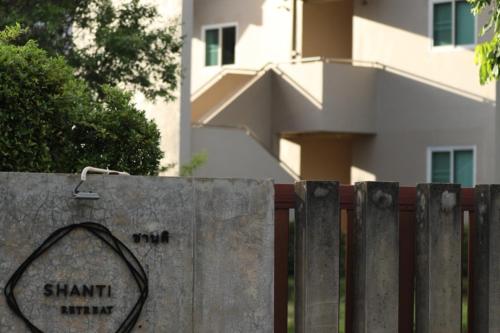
[352,182,399,333]
[472,185,500,332]
[295,181,340,333]
[415,184,461,333]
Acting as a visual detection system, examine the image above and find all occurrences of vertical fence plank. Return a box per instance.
[295,181,340,333]
[275,208,290,333]
[352,182,399,333]
[415,184,461,333]
[472,185,500,332]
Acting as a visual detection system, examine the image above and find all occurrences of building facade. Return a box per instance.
[161,0,499,185]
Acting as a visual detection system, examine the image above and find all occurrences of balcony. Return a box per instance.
[272,59,377,135]
[191,59,377,149]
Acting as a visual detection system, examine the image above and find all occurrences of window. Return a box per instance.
[204,25,237,67]
[431,0,475,47]
[428,146,475,187]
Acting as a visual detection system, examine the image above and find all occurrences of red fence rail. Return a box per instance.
[274,184,475,333]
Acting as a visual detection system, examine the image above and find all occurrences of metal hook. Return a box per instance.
[73,167,129,200]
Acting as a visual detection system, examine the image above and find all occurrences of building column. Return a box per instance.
[495,81,500,183]
[178,0,193,170]
[139,0,192,176]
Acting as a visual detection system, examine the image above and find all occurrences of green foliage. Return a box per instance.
[0,29,163,174]
[468,0,500,84]
[70,86,164,175]
[0,23,27,43]
[0,0,182,100]
[180,152,208,177]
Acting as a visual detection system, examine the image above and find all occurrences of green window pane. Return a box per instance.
[205,29,219,66]
[434,2,452,46]
[454,150,473,187]
[222,27,236,65]
[432,151,451,183]
[456,1,475,45]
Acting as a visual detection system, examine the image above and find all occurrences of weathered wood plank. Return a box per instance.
[472,185,500,332]
[295,181,340,333]
[416,184,461,333]
[352,182,399,333]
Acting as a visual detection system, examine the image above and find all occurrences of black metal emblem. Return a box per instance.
[4,222,148,333]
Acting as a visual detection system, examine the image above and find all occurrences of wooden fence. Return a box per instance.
[274,181,498,333]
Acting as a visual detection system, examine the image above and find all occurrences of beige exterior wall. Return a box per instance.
[206,71,274,150]
[200,59,497,184]
[187,0,499,184]
[128,0,192,176]
[497,83,500,183]
[191,126,296,183]
[272,62,377,135]
[197,62,377,154]
[191,0,293,92]
[352,71,496,185]
[285,133,354,184]
[302,0,353,58]
[279,138,302,176]
[349,0,497,184]
[191,72,256,122]
[352,0,495,100]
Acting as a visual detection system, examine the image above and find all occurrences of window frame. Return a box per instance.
[428,0,477,51]
[202,22,238,67]
[426,145,477,186]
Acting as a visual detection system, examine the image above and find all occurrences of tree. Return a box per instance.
[469,0,500,84]
[0,0,182,100]
[0,25,163,175]
[72,86,164,175]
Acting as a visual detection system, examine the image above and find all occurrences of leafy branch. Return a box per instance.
[469,0,500,84]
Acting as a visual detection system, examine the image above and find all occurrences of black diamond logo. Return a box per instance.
[4,222,148,333]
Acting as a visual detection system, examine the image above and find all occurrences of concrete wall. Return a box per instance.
[352,71,496,185]
[0,173,274,332]
[191,126,296,183]
[302,0,353,58]
[192,0,293,92]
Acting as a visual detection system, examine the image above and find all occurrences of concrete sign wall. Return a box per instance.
[0,173,274,332]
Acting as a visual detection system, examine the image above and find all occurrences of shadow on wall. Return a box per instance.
[351,70,495,185]
[353,0,481,43]
[271,62,377,135]
[354,0,428,37]
[190,58,495,184]
[268,63,494,185]
[193,0,267,42]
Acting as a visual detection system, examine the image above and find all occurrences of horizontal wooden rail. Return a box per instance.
[275,184,475,212]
